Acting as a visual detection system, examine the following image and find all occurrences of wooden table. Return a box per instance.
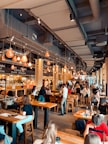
[57,131,84,144]
[0,109,27,144]
[31,100,57,128]
[73,109,92,120]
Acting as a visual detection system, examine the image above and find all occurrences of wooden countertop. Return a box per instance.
[31,100,57,109]
[57,131,84,144]
[73,109,92,120]
[0,109,27,123]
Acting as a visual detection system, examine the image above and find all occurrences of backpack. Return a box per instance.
[75,119,86,132]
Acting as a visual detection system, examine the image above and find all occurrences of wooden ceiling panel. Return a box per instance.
[55,27,83,41]
[66,40,85,47]
[31,1,77,29]
[2,0,52,8]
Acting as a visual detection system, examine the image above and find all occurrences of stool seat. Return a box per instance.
[24,120,34,144]
[66,98,74,113]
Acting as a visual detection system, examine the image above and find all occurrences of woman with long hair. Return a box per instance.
[33,121,57,144]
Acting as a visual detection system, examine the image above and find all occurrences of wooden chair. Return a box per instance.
[66,98,74,113]
[23,120,34,144]
[56,97,62,113]
[49,96,57,112]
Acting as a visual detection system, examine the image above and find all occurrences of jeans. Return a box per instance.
[61,98,66,114]
[16,115,33,133]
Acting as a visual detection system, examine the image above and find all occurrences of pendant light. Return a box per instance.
[28,51,32,67]
[11,64,15,70]
[45,51,50,58]
[21,54,28,63]
[6,40,14,58]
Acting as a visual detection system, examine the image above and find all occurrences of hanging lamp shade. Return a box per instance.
[21,55,28,63]
[45,51,50,58]
[11,65,15,70]
[12,55,17,62]
[28,62,32,67]
[2,54,5,61]
[6,48,14,58]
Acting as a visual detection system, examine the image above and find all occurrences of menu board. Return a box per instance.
[0,62,35,75]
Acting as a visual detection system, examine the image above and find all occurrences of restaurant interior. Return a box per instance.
[0,0,108,144]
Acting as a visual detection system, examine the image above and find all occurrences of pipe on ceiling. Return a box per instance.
[80,0,100,24]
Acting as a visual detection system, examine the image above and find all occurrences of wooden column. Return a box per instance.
[105,57,108,95]
[52,64,59,90]
[102,63,106,92]
[35,58,43,90]
[62,67,66,84]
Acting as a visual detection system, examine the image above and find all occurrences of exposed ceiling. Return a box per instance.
[0,0,108,73]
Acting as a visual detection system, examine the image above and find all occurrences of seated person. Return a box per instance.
[0,125,13,144]
[33,121,57,144]
[16,95,34,141]
[84,113,108,141]
[84,133,101,144]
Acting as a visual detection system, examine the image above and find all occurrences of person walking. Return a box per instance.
[60,83,68,116]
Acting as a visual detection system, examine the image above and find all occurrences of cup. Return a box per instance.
[23,111,26,116]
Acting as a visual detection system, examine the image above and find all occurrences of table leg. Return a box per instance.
[33,106,38,129]
[12,123,16,144]
[44,108,49,128]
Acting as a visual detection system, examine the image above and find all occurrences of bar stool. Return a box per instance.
[23,120,34,144]
[66,98,74,113]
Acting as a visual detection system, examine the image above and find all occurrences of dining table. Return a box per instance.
[57,131,84,144]
[73,109,93,120]
[31,100,57,128]
[0,109,27,144]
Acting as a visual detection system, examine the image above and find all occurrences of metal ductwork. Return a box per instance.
[80,0,100,24]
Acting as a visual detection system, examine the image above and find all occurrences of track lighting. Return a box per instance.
[70,13,75,22]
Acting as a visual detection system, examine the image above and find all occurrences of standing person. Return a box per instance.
[38,85,46,102]
[31,86,37,100]
[16,95,33,141]
[60,84,68,116]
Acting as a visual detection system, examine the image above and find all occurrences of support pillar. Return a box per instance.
[35,58,43,90]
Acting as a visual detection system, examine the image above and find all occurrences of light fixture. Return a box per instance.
[17,55,21,61]
[11,65,15,70]
[21,55,28,63]
[37,17,41,24]
[45,51,50,58]
[6,47,14,58]
[12,55,17,62]
[28,52,32,67]
[70,13,75,22]
[47,60,50,66]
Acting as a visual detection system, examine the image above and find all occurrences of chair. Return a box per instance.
[23,120,34,144]
[66,97,74,113]
[56,97,62,113]
[49,96,57,112]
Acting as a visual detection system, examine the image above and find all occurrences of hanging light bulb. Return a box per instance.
[28,62,32,67]
[47,60,50,65]
[45,51,50,58]
[12,55,17,62]
[6,48,14,58]
[17,55,21,61]
[11,65,15,70]
[2,54,5,61]
[21,55,28,63]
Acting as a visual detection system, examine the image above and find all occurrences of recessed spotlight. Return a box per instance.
[19,13,22,17]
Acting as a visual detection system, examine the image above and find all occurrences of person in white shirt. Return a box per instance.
[60,84,68,116]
